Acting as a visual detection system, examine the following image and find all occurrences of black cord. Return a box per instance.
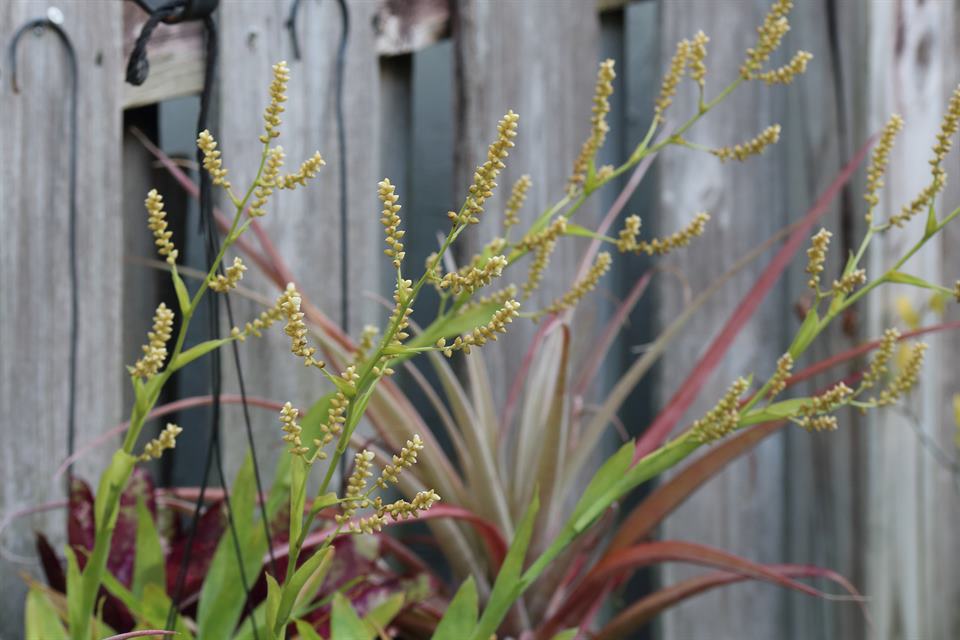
[286,0,351,490]
[7,18,80,489]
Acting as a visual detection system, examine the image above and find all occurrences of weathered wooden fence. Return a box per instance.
[1,1,958,638]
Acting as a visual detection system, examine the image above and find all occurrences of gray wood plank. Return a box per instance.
[214,0,382,481]
[0,2,124,635]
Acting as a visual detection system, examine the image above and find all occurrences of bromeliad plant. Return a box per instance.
[24,0,960,637]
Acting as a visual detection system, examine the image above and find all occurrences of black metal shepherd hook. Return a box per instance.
[6,10,80,489]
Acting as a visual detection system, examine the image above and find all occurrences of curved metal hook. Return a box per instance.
[6,15,77,95]
[6,15,80,486]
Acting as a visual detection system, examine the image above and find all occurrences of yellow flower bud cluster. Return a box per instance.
[754,50,812,85]
[805,228,831,291]
[797,382,852,432]
[338,450,375,524]
[437,299,521,357]
[451,111,519,226]
[278,152,325,190]
[380,490,441,521]
[878,342,927,406]
[377,434,424,488]
[197,130,231,189]
[711,124,781,162]
[740,0,793,80]
[439,255,508,296]
[655,39,690,125]
[537,252,611,319]
[249,146,285,218]
[767,352,794,399]
[387,277,414,348]
[518,217,567,251]
[889,86,960,228]
[619,212,710,256]
[864,114,903,223]
[862,328,899,390]
[279,402,308,457]
[209,256,247,293]
[524,242,556,300]
[129,302,175,380]
[312,391,349,458]
[279,284,324,369]
[688,31,709,88]
[230,303,284,342]
[260,61,289,143]
[569,59,616,191]
[691,377,750,443]
[504,174,532,232]
[139,423,183,461]
[145,189,178,265]
[378,179,405,269]
[831,268,866,296]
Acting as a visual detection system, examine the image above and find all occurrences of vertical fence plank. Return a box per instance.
[865,2,960,638]
[453,0,601,408]
[214,0,381,480]
[655,2,794,638]
[0,2,124,635]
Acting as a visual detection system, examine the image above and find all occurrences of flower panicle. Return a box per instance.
[129,302,175,380]
[862,328,899,389]
[437,300,521,357]
[377,435,424,488]
[197,130,231,189]
[692,377,750,443]
[249,146,285,218]
[504,174,532,232]
[754,50,813,85]
[440,255,508,296]
[145,189,178,265]
[740,0,794,80]
[279,283,325,369]
[378,178,405,269]
[279,402,309,457]
[711,124,781,162]
[619,212,710,256]
[260,61,289,143]
[536,252,612,319]
[451,110,519,226]
[865,114,904,223]
[797,382,853,432]
[805,228,832,292]
[878,342,927,406]
[569,59,616,191]
[767,353,794,399]
[338,450,375,524]
[831,268,866,296]
[688,31,709,88]
[209,257,247,293]
[279,152,325,190]
[139,423,183,461]
[655,38,690,125]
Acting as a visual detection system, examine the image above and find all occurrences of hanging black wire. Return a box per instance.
[286,0,351,332]
[7,17,80,489]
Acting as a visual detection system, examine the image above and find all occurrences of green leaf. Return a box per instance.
[169,337,230,372]
[132,495,165,599]
[431,576,478,640]
[363,593,405,634]
[790,307,820,356]
[265,573,282,640]
[925,201,939,237]
[888,270,939,290]
[290,454,309,549]
[470,492,540,640]
[294,619,325,640]
[570,441,633,531]
[409,300,504,350]
[740,398,808,425]
[171,263,191,313]
[300,392,336,460]
[276,547,333,633]
[331,593,368,640]
[197,454,269,639]
[94,450,137,528]
[25,587,67,639]
[101,571,193,638]
[65,547,83,635]
[564,222,611,241]
[550,630,578,640]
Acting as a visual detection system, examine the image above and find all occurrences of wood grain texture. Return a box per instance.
[0,2,124,635]
[214,0,382,481]
[654,2,794,638]
[864,2,960,638]
[452,0,601,410]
